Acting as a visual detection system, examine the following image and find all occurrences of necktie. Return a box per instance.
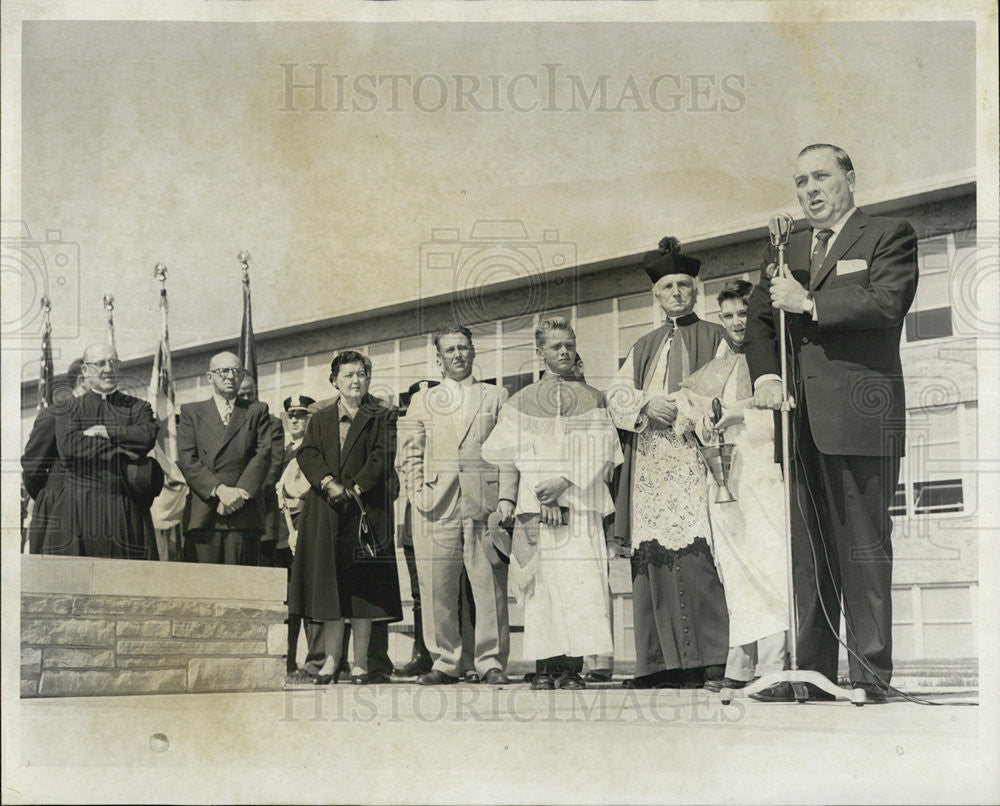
[810,229,834,281]
[222,400,233,426]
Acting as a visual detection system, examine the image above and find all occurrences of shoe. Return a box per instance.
[623,671,680,690]
[584,670,613,684]
[703,677,750,693]
[556,672,585,690]
[351,673,370,686]
[483,669,509,686]
[398,656,433,677]
[852,682,889,704]
[368,671,391,685]
[530,674,555,690]
[312,673,335,686]
[417,670,460,686]
[463,670,481,683]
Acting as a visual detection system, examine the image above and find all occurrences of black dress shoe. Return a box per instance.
[483,669,509,685]
[623,671,680,690]
[463,671,481,683]
[351,673,370,686]
[584,669,613,683]
[368,671,391,685]
[556,672,585,690]
[530,673,555,690]
[703,677,750,693]
[852,682,889,704]
[417,669,460,686]
[312,673,335,686]
[398,656,433,677]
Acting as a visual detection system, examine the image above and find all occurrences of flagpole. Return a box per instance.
[38,296,54,410]
[103,293,117,355]
[237,250,258,382]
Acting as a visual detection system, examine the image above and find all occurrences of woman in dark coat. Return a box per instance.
[288,351,402,684]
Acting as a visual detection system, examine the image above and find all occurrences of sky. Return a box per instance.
[13,18,976,371]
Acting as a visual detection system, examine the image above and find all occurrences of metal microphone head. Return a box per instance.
[768,213,795,247]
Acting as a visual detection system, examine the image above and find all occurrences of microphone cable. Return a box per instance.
[782,320,977,707]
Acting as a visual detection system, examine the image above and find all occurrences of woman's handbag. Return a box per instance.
[345,488,378,559]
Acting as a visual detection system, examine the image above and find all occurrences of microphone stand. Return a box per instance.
[720,217,867,706]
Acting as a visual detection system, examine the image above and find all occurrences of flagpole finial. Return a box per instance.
[237,251,251,284]
[154,263,168,283]
[103,293,115,312]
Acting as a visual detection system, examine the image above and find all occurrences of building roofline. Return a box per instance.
[22,177,976,395]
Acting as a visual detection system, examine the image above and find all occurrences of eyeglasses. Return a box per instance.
[85,359,121,370]
[210,367,245,379]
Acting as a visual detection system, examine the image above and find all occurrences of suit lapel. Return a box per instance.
[216,400,249,455]
[811,208,869,290]
[198,399,227,445]
[340,397,374,468]
[455,383,487,448]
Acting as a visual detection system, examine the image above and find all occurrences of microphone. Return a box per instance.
[768,213,794,247]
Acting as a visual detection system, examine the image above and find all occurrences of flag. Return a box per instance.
[37,298,54,410]
[238,261,258,381]
[148,268,188,535]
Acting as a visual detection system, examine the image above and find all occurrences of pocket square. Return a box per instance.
[836,259,868,275]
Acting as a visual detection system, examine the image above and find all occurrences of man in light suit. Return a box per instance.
[177,351,272,565]
[745,143,918,703]
[398,326,517,685]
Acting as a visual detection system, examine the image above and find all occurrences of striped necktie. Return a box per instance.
[810,229,834,280]
[222,400,233,426]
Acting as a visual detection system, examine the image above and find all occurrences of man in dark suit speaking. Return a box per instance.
[177,351,273,565]
[744,144,918,703]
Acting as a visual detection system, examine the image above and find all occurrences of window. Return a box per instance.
[617,292,656,364]
[904,233,956,343]
[892,403,973,518]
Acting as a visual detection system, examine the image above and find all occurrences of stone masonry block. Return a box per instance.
[266,623,287,656]
[212,602,287,621]
[171,620,267,640]
[116,657,190,670]
[43,648,116,669]
[188,656,285,692]
[22,618,115,647]
[115,639,268,656]
[71,596,217,618]
[116,619,172,638]
[21,672,40,698]
[21,647,43,672]
[21,594,73,615]
[39,668,187,697]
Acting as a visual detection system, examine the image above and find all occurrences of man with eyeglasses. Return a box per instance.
[46,343,160,559]
[177,351,273,565]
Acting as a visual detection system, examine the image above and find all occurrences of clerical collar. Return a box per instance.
[87,387,117,400]
[670,312,699,327]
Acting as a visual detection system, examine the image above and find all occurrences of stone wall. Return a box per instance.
[21,555,288,698]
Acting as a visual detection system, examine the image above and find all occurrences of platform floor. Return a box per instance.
[5,682,989,804]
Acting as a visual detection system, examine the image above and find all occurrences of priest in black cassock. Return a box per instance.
[48,343,160,559]
[607,237,730,688]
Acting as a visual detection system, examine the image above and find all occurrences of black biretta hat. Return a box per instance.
[642,236,701,283]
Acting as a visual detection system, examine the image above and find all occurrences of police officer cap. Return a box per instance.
[284,394,316,414]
